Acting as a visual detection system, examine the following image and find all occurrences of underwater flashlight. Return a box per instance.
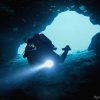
[43,60,54,68]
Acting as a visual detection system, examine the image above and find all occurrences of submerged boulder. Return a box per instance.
[88,32,100,57]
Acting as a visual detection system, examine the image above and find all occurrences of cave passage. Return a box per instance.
[18,11,100,55]
[43,11,100,54]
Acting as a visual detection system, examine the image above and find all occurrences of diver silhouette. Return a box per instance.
[23,33,71,65]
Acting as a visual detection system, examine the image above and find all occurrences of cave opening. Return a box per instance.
[18,10,100,55]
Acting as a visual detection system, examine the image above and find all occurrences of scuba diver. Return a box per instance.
[23,33,71,65]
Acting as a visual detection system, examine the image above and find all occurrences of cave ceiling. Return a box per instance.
[0,0,100,38]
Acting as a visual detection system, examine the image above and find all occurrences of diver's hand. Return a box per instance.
[62,45,71,51]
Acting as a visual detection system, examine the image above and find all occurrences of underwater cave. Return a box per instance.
[1,0,100,100]
[18,11,100,55]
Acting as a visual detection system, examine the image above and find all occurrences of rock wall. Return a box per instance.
[88,32,100,57]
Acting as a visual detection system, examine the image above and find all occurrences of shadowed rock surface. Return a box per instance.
[0,51,100,100]
[88,32,100,57]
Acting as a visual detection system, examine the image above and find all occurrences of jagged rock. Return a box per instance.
[0,51,100,100]
[88,32,100,57]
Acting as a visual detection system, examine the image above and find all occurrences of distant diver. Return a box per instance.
[23,33,71,65]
